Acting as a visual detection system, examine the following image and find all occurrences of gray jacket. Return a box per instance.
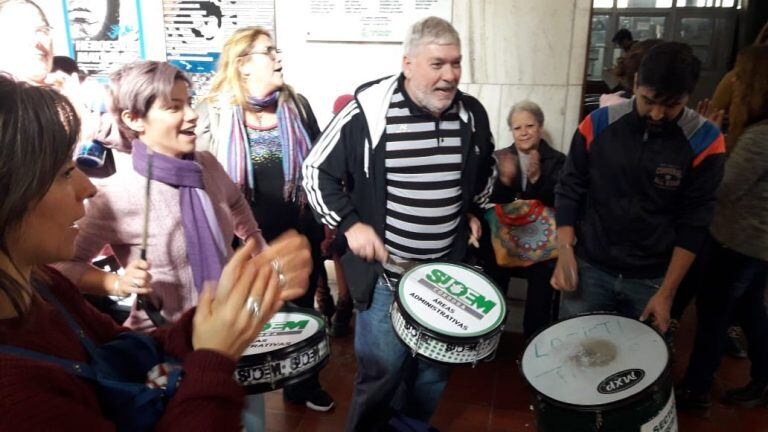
[710,120,768,261]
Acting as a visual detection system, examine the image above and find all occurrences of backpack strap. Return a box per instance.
[33,280,99,356]
[0,344,97,380]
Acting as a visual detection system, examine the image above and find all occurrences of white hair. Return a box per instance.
[508,100,545,126]
[403,16,460,56]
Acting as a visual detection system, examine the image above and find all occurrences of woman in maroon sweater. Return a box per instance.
[0,75,311,430]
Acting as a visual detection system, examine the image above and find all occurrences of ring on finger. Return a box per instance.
[245,296,261,319]
[272,258,286,287]
[130,278,140,289]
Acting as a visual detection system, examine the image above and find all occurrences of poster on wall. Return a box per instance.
[163,0,275,101]
[63,0,146,81]
[305,0,452,42]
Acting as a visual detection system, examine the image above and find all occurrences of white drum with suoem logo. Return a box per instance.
[520,313,677,432]
[234,308,330,394]
[390,262,507,365]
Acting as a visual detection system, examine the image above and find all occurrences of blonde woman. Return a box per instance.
[195,27,333,412]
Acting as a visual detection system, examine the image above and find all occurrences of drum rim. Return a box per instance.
[390,303,501,366]
[240,338,332,394]
[391,300,506,349]
[518,311,672,411]
[238,307,328,363]
[395,261,507,339]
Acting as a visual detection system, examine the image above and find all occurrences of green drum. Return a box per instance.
[234,307,330,394]
[520,313,677,432]
[390,262,507,365]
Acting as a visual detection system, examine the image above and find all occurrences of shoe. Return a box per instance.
[675,387,712,410]
[725,326,748,359]
[304,389,335,412]
[724,380,768,408]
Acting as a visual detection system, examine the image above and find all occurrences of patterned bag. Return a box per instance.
[485,200,558,268]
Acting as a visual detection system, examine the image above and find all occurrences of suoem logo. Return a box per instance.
[262,320,309,333]
[425,268,497,315]
[597,369,646,394]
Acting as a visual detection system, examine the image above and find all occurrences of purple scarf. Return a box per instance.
[132,140,226,293]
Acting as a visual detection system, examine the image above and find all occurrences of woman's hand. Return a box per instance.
[253,230,313,302]
[112,260,152,297]
[191,231,312,360]
[525,150,541,184]
[192,239,283,361]
[495,150,518,186]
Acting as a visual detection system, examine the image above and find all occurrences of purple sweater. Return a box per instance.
[54,150,265,330]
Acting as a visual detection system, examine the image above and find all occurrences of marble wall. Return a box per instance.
[453,0,591,152]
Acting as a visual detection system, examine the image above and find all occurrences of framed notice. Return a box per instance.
[305,0,453,42]
[63,0,146,81]
[163,0,275,101]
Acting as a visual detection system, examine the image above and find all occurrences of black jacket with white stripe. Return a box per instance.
[302,74,497,309]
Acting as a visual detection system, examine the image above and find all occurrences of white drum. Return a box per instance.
[390,262,506,365]
[235,308,330,394]
[521,313,677,432]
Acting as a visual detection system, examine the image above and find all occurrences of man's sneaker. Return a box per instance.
[675,387,712,411]
[305,389,335,412]
[725,326,748,359]
[724,380,768,408]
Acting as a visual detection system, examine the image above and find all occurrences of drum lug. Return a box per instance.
[267,354,277,390]
[595,411,603,430]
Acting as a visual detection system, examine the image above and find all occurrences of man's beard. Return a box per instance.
[644,117,670,134]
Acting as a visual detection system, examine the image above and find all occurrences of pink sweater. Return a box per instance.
[55,150,265,330]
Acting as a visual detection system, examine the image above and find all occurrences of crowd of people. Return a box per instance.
[0,0,766,430]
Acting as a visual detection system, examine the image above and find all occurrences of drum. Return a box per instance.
[234,307,330,394]
[520,313,677,432]
[390,262,507,365]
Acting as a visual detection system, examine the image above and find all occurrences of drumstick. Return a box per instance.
[140,148,153,260]
[136,149,153,313]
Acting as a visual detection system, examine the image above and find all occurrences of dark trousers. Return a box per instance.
[683,235,768,394]
[484,259,559,339]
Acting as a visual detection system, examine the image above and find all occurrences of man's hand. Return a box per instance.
[345,222,388,263]
[640,291,673,333]
[525,150,541,184]
[468,214,481,248]
[550,245,578,291]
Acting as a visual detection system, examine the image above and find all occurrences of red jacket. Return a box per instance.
[0,267,245,431]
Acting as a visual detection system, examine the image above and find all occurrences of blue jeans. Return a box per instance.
[241,394,265,432]
[346,279,451,432]
[559,259,663,320]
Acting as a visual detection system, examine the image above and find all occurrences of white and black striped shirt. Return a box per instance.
[384,89,463,262]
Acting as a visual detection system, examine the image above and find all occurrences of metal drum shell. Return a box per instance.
[391,262,507,366]
[235,307,331,394]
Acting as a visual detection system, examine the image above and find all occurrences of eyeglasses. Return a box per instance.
[240,47,282,59]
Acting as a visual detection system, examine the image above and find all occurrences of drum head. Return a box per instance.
[398,262,506,339]
[241,310,325,357]
[521,314,669,408]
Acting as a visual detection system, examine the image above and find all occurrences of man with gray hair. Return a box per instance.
[303,16,496,431]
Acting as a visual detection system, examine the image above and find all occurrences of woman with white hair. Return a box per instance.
[486,100,566,338]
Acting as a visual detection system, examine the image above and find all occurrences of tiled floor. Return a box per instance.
[263,305,768,432]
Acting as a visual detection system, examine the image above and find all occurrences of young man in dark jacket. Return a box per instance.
[302,17,496,432]
[552,42,725,333]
